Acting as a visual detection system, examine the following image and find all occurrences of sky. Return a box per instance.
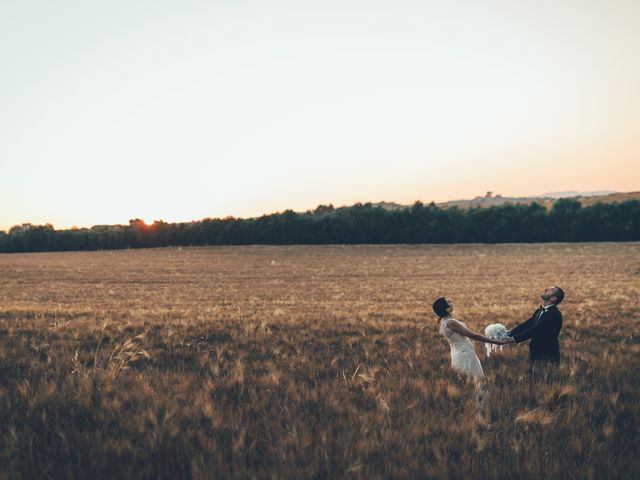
[1,0,639,230]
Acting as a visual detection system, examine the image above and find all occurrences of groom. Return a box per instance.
[504,286,564,364]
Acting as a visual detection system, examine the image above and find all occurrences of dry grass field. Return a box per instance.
[0,244,639,479]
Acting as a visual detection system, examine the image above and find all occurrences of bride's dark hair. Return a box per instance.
[432,297,450,319]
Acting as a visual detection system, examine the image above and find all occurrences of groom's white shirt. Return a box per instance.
[536,304,554,321]
[531,305,553,323]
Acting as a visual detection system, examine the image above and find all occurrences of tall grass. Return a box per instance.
[0,244,638,478]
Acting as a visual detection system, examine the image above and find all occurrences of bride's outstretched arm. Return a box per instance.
[446,319,506,345]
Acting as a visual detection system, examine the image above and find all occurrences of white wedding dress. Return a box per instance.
[440,317,485,380]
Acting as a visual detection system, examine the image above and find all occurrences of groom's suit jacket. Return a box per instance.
[510,305,563,363]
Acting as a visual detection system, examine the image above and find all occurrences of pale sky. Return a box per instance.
[1,0,639,230]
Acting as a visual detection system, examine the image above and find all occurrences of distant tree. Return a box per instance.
[550,198,582,241]
[1,198,639,253]
[311,204,335,216]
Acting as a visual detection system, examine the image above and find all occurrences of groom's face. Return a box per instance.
[541,286,558,302]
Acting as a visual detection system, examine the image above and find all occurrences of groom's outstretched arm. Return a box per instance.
[511,311,559,344]
[509,312,537,337]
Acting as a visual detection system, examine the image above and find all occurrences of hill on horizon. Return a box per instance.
[367,190,639,212]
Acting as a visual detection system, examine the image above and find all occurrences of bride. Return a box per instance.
[433,297,508,382]
[433,297,508,424]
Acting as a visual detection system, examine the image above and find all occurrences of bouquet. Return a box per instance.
[484,323,509,357]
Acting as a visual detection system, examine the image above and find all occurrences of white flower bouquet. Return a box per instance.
[484,323,509,357]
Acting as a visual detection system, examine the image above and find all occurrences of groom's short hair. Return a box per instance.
[553,286,565,304]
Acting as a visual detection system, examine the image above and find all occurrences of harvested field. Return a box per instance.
[0,244,639,478]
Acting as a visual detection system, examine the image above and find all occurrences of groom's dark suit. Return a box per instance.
[509,305,563,363]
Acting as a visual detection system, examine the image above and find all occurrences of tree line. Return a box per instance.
[1,198,639,253]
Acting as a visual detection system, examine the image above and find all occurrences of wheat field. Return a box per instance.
[0,244,638,479]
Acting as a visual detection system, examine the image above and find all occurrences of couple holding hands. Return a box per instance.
[434,286,564,383]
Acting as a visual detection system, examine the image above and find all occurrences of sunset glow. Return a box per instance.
[1,1,639,231]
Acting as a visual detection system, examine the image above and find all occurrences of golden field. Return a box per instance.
[0,244,638,479]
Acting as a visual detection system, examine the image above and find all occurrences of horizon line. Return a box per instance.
[3,189,637,233]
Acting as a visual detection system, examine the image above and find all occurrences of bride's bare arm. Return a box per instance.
[446,319,505,345]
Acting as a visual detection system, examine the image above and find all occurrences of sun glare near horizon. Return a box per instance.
[1,1,639,231]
